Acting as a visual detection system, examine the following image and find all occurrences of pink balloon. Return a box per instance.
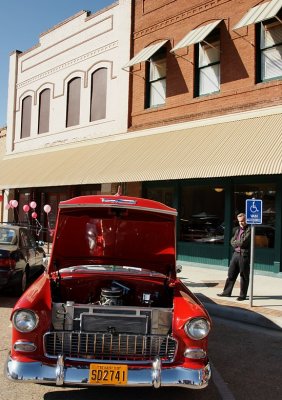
[5,204,10,210]
[23,204,30,213]
[9,200,14,206]
[11,200,18,208]
[44,204,51,214]
[30,201,37,209]
[31,212,37,219]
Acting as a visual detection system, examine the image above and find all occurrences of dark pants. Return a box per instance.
[222,252,250,297]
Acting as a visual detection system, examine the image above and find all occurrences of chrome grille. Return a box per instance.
[44,332,177,363]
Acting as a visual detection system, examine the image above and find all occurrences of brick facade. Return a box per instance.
[129,0,282,130]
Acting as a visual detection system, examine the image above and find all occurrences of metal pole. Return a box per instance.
[249,225,255,307]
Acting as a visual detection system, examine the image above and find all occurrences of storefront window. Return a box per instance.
[18,191,31,225]
[234,183,276,248]
[80,184,101,196]
[146,186,174,207]
[180,185,225,243]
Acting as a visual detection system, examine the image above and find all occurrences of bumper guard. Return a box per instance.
[6,355,211,389]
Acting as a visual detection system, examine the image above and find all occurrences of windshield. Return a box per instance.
[0,228,17,245]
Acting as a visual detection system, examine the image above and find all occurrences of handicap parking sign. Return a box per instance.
[245,199,263,224]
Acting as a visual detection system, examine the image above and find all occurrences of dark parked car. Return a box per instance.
[6,195,211,390]
[0,224,46,293]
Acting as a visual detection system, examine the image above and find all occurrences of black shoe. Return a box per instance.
[237,296,246,301]
[217,293,231,297]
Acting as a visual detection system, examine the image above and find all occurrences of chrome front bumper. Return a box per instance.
[6,355,211,389]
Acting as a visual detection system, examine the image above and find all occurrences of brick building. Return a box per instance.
[123,0,282,273]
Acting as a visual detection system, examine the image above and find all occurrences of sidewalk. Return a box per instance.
[178,262,282,331]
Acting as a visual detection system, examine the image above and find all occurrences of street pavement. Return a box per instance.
[178,262,282,331]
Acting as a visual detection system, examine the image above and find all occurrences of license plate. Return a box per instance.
[89,363,128,385]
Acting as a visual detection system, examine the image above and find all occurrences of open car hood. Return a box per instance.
[48,195,177,278]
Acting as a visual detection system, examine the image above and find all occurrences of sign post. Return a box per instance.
[245,199,263,307]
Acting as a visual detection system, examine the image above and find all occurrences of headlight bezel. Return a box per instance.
[12,309,39,333]
[184,317,211,340]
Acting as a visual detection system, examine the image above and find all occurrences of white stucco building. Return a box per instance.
[1,1,133,228]
[6,1,131,154]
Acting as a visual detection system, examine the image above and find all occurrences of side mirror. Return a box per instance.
[176,264,182,274]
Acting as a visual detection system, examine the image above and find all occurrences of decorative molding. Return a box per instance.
[39,10,87,39]
[21,15,113,71]
[143,0,177,15]
[131,95,282,131]
[35,83,54,106]
[16,41,118,89]
[135,0,232,38]
[86,60,116,87]
[16,90,35,113]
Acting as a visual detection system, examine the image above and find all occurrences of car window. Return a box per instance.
[0,228,17,245]
[28,231,37,248]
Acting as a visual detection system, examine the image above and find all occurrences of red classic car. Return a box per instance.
[6,195,211,389]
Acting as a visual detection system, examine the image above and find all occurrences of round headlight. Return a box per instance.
[184,318,210,340]
[12,310,38,333]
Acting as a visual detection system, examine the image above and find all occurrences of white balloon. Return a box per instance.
[44,204,51,214]
[30,201,37,209]
[11,200,18,208]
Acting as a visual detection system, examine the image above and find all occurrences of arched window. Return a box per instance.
[66,77,81,127]
[21,95,32,138]
[38,88,50,134]
[90,68,107,121]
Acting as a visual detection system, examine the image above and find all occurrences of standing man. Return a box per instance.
[217,213,251,301]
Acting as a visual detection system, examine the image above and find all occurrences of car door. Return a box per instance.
[26,229,44,267]
[19,229,37,268]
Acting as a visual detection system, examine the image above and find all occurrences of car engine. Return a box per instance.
[46,277,177,363]
[51,280,172,335]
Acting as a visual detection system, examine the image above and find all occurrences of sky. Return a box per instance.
[0,0,115,127]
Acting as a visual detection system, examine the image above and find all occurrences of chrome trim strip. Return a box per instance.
[56,354,64,386]
[101,198,137,205]
[6,355,211,389]
[152,356,161,389]
[13,341,37,352]
[59,203,177,216]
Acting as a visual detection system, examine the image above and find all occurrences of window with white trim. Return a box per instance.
[258,19,282,82]
[66,77,81,127]
[90,68,107,121]
[20,95,32,138]
[145,48,166,108]
[38,88,50,134]
[195,32,220,96]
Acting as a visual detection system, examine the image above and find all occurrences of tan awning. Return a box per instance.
[233,0,282,30]
[171,20,222,52]
[0,111,282,189]
[123,40,168,68]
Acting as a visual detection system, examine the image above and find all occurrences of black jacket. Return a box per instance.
[230,225,251,256]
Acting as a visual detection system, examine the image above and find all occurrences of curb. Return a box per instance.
[200,299,282,331]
